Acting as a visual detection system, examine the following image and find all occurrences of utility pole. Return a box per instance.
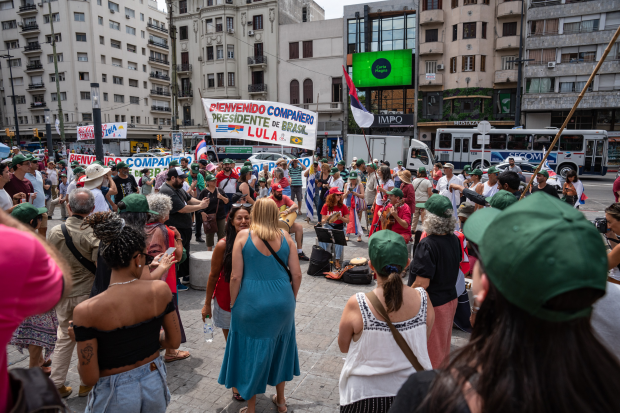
[514,0,526,127]
[1,54,20,144]
[168,1,179,132]
[49,1,65,144]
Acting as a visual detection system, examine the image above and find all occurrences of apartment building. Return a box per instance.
[417,0,521,147]
[522,0,620,135]
[278,18,344,157]
[0,0,170,148]
[170,0,324,139]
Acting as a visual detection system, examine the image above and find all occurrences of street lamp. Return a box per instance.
[90,82,104,162]
[1,54,20,143]
[44,108,52,156]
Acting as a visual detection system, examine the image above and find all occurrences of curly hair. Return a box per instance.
[146,193,172,223]
[423,211,456,235]
[325,193,344,209]
[82,211,146,269]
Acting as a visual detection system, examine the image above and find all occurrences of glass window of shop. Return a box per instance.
[596,109,620,131]
[371,15,416,52]
[551,110,594,130]
[369,89,416,115]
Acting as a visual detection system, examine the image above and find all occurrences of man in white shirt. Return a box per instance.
[65,167,86,198]
[83,164,113,213]
[436,163,461,210]
[47,161,59,197]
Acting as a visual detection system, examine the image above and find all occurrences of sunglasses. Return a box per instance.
[232,203,252,208]
[133,252,155,266]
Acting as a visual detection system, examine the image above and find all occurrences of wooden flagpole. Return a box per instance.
[198,88,220,164]
[520,25,620,200]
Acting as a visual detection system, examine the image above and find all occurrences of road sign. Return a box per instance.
[478,135,490,145]
[477,120,491,134]
[477,121,491,168]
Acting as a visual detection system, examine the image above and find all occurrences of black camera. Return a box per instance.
[594,217,608,234]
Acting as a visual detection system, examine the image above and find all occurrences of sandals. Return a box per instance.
[356,237,362,242]
[232,391,245,402]
[164,350,190,363]
[272,394,287,413]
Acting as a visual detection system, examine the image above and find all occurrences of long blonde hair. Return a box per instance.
[250,198,281,241]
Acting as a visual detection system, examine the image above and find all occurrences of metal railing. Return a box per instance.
[24,43,41,51]
[176,64,192,72]
[28,83,44,89]
[26,62,43,70]
[528,29,559,37]
[150,89,171,96]
[560,55,596,64]
[18,4,37,12]
[182,119,194,126]
[248,84,267,93]
[149,57,170,65]
[21,23,39,32]
[177,90,193,98]
[148,39,169,49]
[30,102,46,108]
[150,72,170,80]
[247,55,267,65]
[147,22,168,33]
[151,105,171,112]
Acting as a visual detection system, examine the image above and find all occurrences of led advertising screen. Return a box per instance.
[352,50,413,88]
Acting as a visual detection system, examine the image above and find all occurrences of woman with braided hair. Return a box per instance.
[70,211,181,413]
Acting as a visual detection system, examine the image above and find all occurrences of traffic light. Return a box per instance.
[4,128,14,138]
[157,134,162,141]
[33,128,39,138]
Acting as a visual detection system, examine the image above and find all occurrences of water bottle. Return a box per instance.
[204,315,214,343]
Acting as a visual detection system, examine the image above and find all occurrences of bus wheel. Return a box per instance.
[472,160,489,170]
[557,163,576,179]
[208,152,216,162]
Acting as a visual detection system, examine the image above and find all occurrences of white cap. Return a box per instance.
[352,157,357,161]
[83,164,110,190]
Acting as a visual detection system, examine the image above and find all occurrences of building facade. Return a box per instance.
[522,0,620,135]
[0,0,172,151]
[278,18,344,157]
[170,0,324,145]
[417,0,521,149]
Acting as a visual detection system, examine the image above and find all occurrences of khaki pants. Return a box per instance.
[412,207,426,233]
[50,295,89,388]
[48,197,67,219]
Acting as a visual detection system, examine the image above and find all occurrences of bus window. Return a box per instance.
[559,135,584,151]
[533,135,553,151]
[472,133,481,149]
[230,139,245,145]
[507,134,532,150]
[439,133,452,149]
[489,134,507,150]
[463,139,469,153]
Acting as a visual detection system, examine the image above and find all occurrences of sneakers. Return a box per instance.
[195,236,205,243]
[180,276,190,284]
[57,385,72,398]
[177,283,189,292]
[298,251,309,261]
[79,385,93,397]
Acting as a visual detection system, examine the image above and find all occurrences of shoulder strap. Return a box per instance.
[261,236,292,282]
[365,291,425,372]
[61,224,97,275]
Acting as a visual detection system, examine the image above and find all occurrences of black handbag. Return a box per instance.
[341,260,372,285]
[308,245,332,276]
[9,367,67,413]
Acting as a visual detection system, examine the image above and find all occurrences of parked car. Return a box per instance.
[148,148,171,156]
[247,152,297,166]
[132,153,158,158]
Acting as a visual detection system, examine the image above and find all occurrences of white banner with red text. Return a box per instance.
[76,122,128,141]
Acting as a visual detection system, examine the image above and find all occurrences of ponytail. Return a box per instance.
[380,264,404,313]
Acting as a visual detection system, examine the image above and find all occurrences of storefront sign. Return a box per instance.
[77,122,127,141]
[425,73,435,81]
[372,114,415,127]
[202,99,317,151]
[454,121,480,126]
[130,141,149,153]
[224,146,253,154]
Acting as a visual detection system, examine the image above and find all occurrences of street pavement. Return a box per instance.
[7,173,615,413]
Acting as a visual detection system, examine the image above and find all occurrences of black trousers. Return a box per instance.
[195,211,203,237]
[177,227,192,280]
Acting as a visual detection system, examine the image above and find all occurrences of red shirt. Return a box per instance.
[277,176,290,188]
[215,170,239,186]
[271,194,294,212]
[213,237,231,312]
[400,182,416,214]
[380,203,411,239]
[321,204,350,225]
[4,174,34,199]
[614,176,620,202]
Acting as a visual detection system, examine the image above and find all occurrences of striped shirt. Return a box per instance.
[289,165,303,187]
[340,168,349,182]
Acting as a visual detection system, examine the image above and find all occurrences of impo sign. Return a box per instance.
[371,114,414,127]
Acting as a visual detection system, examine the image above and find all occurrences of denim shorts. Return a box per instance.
[213,298,231,330]
[85,356,170,413]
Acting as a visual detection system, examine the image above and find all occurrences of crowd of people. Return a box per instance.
[2,147,620,413]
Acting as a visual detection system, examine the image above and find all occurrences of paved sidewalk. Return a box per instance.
[8,216,470,413]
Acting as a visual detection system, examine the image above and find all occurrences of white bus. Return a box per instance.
[433,128,608,178]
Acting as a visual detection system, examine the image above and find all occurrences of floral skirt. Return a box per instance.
[10,309,59,361]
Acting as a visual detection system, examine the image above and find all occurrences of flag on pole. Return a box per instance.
[346,196,364,236]
[542,146,557,177]
[335,137,343,164]
[305,171,316,220]
[55,118,61,135]
[195,139,208,160]
[343,66,374,128]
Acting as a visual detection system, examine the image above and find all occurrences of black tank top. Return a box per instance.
[236,181,256,200]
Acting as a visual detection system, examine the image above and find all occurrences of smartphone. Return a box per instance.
[165,247,177,256]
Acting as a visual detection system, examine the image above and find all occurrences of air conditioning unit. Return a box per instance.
[17,22,23,26]
[248,30,254,36]
[548,61,556,69]
[227,28,234,34]
[126,14,130,19]
[437,64,444,70]
[197,56,202,61]
[110,9,115,13]
[247,21,253,25]
[158,125,163,130]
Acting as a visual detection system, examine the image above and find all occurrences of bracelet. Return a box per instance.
[175,238,182,241]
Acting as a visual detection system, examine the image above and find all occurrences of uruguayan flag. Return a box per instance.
[305,170,315,220]
[335,137,343,164]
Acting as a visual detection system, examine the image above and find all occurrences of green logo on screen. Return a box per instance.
[371,58,391,79]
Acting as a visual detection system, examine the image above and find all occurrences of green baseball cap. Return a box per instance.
[537,170,549,179]
[205,174,216,182]
[356,159,365,166]
[58,160,67,166]
[190,162,200,173]
[349,171,358,180]
[321,158,328,163]
[119,193,159,215]
[11,203,48,224]
[243,161,252,166]
[470,168,483,176]
[368,230,408,276]
[487,166,500,174]
[337,160,346,166]
[222,158,234,164]
[240,165,253,175]
[107,161,116,167]
[486,190,517,210]
[93,160,104,166]
[73,166,85,175]
[418,194,453,218]
[60,173,67,177]
[367,162,377,170]
[169,160,179,167]
[11,154,29,168]
[397,161,403,166]
[71,161,79,167]
[463,192,607,322]
[258,177,266,183]
[26,154,37,162]
[463,165,472,172]
[418,167,426,173]
[329,167,339,175]
[387,188,404,198]
[116,162,129,169]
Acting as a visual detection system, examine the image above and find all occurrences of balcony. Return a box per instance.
[419,42,444,55]
[150,89,171,96]
[20,23,40,34]
[146,22,168,34]
[498,1,522,19]
[420,9,443,26]
[247,55,267,66]
[151,105,171,113]
[149,56,170,66]
[30,102,46,109]
[176,64,192,73]
[419,73,443,86]
[529,0,595,7]
[494,69,518,83]
[177,90,193,98]
[27,83,45,90]
[293,102,343,113]
[497,35,520,50]
[25,62,44,72]
[181,119,194,127]
[23,43,41,54]
[248,84,267,94]
[17,3,38,14]
[148,39,169,50]
[150,72,170,82]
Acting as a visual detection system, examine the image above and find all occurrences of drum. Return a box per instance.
[278,211,297,232]
[350,257,368,265]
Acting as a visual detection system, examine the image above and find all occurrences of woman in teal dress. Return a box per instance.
[219,198,302,413]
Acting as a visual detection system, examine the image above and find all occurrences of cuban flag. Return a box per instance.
[335,137,343,164]
[195,139,208,160]
[343,66,374,128]
[305,169,316,220]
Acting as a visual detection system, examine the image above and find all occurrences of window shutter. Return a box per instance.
[472,55,476,71]
[438,0,442,8]
[462,56,466,71]
[481,55,485,72]
[290,80,299,104]
[303,79,313,104]
[423,0,427,11]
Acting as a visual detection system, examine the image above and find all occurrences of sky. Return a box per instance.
[156,0,384,20]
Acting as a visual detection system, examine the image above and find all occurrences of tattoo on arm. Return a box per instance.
[81,344,94,365]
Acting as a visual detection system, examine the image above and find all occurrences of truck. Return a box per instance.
[345,135,435,172]
[120,141,131,156]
